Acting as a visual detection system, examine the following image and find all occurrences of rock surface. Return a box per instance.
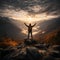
[0,39,60,60]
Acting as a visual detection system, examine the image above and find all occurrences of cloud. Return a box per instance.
[0,0,60,15]
[40,0,60,15]
[1,9,58,24]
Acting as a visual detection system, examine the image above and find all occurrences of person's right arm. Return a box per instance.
[24,23,28,27]
[32,23,36,27]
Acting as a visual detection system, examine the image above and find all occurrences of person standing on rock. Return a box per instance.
[24,23,36,39]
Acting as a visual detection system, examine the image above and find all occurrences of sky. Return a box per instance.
[0,0,60,39]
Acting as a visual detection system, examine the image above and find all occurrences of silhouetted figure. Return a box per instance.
[24,23,36,39]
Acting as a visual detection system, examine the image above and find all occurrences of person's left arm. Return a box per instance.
[32,23,36,27]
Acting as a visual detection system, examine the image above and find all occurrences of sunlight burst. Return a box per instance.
[2,9,58,24]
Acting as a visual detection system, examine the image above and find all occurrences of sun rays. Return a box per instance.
[0,9,59,35]
[1,9,58,24]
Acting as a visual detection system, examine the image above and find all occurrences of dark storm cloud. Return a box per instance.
[40,0,60,15]
[0,0,60,15]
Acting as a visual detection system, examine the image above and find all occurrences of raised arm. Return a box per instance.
[24,23,28,27]
[32,23,36,27]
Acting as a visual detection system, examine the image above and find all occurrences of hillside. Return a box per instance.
[43,28,60,44]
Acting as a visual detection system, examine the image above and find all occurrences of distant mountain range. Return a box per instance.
[0,16,25,41]
[38,17,60,32]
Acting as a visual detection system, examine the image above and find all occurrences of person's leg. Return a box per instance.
[31,31,33,39]
[28,32,29,39]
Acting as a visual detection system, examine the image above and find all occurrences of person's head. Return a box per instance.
[29,23,31,26]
